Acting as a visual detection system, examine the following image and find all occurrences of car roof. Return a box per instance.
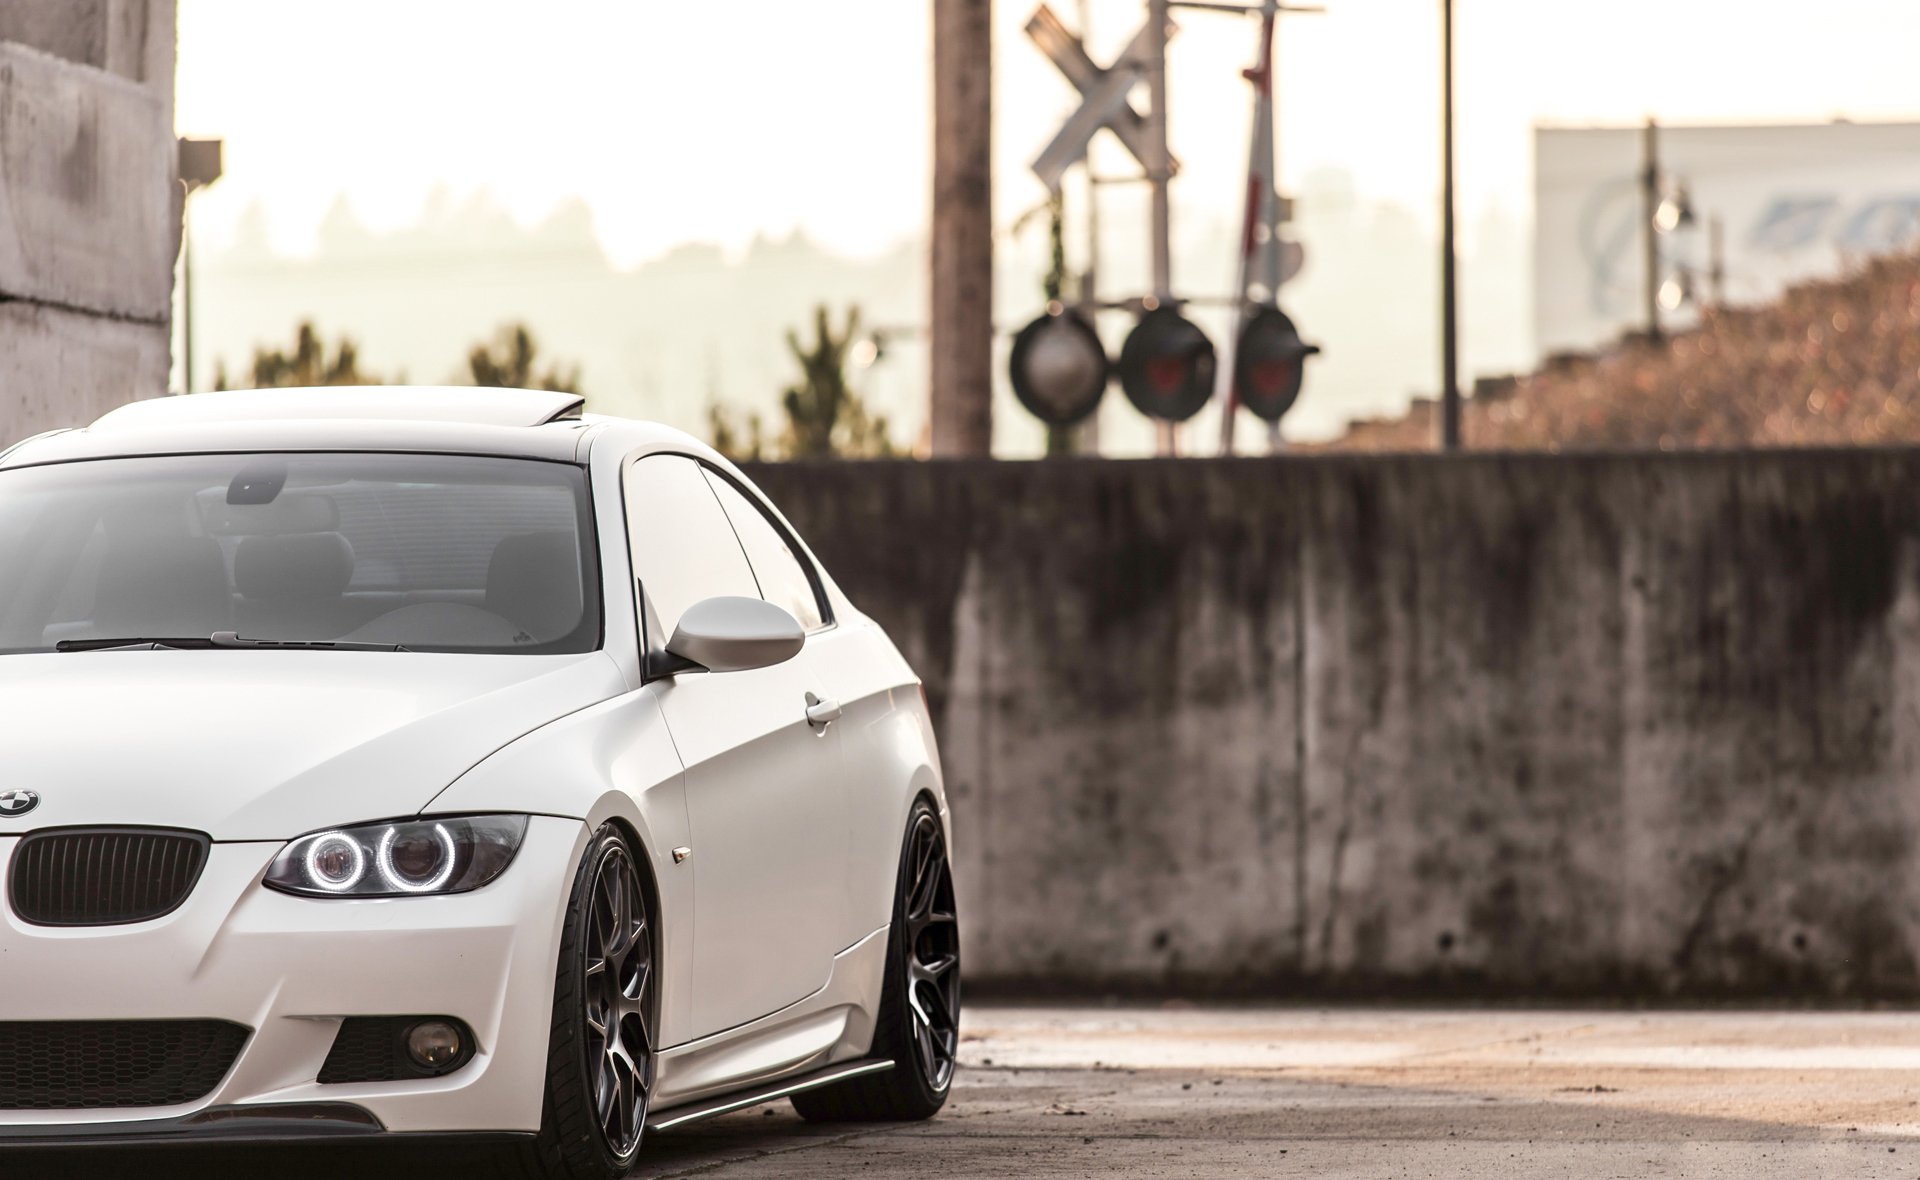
[92,386,588,430]
[0,387,703,468]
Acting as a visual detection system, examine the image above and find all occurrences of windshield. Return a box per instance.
[0,453,600,655]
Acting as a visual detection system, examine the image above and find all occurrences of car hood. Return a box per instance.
[0,651,628,840]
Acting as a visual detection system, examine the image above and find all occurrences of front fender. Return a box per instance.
[423,685,696,1048]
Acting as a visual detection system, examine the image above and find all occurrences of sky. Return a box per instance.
[177,0,1920,264]
[171,0,1920,452]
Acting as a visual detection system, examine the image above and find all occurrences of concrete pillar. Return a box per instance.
[0,0,176,444]
[930,0,994,458]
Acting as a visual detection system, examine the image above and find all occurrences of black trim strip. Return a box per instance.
[646,1058,895,1132]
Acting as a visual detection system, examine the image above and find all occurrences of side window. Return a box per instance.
[624,455,758,646]
[702,469,827,631]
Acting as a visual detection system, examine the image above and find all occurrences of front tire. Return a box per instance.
[791,798,959,1122]
[518,824,658,1179]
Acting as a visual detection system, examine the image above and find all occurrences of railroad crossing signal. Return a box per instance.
[1026,4,1180,193]
[1009,308,1109,426]
[1117,306,1216,422]
[1233,306,1318,422]
[1012,0,1321,449]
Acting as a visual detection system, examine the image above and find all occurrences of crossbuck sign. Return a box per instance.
[1026,4,1180,193]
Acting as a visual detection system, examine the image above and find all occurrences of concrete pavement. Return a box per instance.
[21,1004,1920,1176]
[634,1005,1920,1177]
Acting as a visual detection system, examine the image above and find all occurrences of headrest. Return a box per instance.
[486,532,583,642]
[234,532,355,600]
[95,536,230,633]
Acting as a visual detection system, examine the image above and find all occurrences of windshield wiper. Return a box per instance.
[209,631,408,653]
[56,637,218,652]
[55,633,407,653]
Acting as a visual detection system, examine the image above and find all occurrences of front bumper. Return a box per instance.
[0,814,586,1137]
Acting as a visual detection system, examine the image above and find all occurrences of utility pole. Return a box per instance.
[1641,117,1662,342]
[1437,0,1461,451]
[931,0,995,457]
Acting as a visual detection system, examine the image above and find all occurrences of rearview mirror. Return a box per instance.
[661,596,804,674]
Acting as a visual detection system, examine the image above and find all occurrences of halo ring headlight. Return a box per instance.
[302,831,365,893]
[265,815,528,899]
[376,823,458,894]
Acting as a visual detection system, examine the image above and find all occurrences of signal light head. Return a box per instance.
[1233,306,1319,423]
[1009,309,1109,427]
[1117,306,1216,422]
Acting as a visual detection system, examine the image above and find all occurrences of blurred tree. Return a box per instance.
[708,404,769,463]
[214,321,385,389]
[467,323,581,393]
[710,304,897,460]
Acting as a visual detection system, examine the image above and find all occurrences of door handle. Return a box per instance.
[805,695,843,728]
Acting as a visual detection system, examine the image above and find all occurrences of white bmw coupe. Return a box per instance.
[0,387,959,1176]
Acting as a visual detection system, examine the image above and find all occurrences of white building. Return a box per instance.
[1534,120,1920,356]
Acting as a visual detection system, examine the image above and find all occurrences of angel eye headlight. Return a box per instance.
[377,823,458,893]
[302,831,365,893]
[266,815,528,899]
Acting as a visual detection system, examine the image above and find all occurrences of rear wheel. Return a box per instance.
[517,824,657,1179]
[791,799,959,1121]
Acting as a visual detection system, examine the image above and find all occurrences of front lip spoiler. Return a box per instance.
[2,1060,906,1147]
[0,1102,451,1147]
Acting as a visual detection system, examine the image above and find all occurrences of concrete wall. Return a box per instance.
[749,452,1920,998]
[0,0,175,444]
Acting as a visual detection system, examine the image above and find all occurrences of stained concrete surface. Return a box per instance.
[21,1004,1920,1177]
[0,0,175,445]
[752,455,1920,998]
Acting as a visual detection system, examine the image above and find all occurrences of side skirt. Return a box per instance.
[645,1058,894,1133]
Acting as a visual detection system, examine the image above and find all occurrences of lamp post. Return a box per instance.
[1641,118,1698,338]
[1438,0,1460,450]
[177,137,224,394]
[1708,213,1726,307]
[1641,117,1662,341]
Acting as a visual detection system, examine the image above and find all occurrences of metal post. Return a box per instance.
[1074,0,1102,456]
[181,208,195,394]
[1256,8,1281,301]
[1438,0,1461,451]
[1145,0,1174,302]
[175,139,225,397]
[1260,7,1286,457]
[1642,117,1662,341]
[1216,2,1278,457]
[1078,0,1100,309]
[931,0,996,457]
[1708,213,1725,307]
[1145,0,1177,455]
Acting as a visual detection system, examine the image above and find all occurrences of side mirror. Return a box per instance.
[660,596,804,675]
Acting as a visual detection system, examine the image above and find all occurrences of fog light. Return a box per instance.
[405,1020,463,1070]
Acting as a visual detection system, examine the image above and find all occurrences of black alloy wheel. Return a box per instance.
[583,840,654,1156]
[522,825,658,1179]
[901,810,960,1091]
[791,798,959,1122]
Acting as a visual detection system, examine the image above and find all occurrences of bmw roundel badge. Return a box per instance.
[0,789,39,817]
